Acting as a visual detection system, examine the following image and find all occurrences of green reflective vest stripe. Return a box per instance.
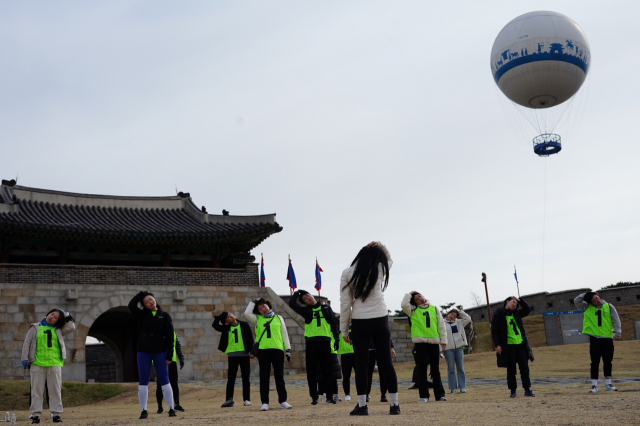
[583,303,613,338]
[506,315,524,345]
[225,324,245,353]
[172,332,178,362]
[304,306,332,339]
[256,315,284,350]
[330,335,337,355]
[34,325,63,367]
[338,329,354,354]
[410,305,440,338]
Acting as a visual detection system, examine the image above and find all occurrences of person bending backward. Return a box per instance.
[21,309,75,424]
[574,291,622,393]
[339,325,356,402]
[289,289,340,405]
[128,291,177,419]
[244,298,293,411]
[212,311,255,407]
[340,241,399,416]
[491,296,535,398]
[443,308,472,394]
[155,331,185,413]
[401,291,448,403]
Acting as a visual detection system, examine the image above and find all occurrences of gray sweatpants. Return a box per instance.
[30,365,63,416]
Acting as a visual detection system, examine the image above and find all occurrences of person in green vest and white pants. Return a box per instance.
[289,289,340,405]
[401,291,448,403]
[245,298,293,411]
[21,308,76,424]
[212,311,254,407]
[574,291,622,392]
[155,331,185,413]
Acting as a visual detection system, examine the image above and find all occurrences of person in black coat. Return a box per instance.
[212,312,254,407]
[491,296,535,398]
[128,291,177,419]
[289,289,340,405]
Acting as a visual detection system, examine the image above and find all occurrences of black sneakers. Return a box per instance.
[139,410,148,419]
[311,399,318,405]
[389,405,400,415]
[52,416,62,423]
[174,405,185,412]
[221,399,235,408]
[168,409,177,417]
[31,417,40,424]
[157,406,164,414]
[380,395,388,402]
[349,403,368,416]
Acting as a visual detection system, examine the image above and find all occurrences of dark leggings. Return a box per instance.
[341,353,356,395]
[226,356,251,401]
[351,316,398,396]
[589,336,614,379]
[156,362,179,406]
[258,349,287,404]
[506,343,531,390]
[367,350,387,396]
[137,352,170,386]
[415,343,444,399]
[305,340,334,400]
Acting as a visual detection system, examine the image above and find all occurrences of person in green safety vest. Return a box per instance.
[289,289,340,405]
[491,296,535,398]
[401,291,447,403]
[244,298,292,411]
[155,331,185,413]
[21,308,76,424]
[213,311,254,407]
[574,291,622,393]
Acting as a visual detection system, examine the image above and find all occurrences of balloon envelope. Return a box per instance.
[491,11,590,109]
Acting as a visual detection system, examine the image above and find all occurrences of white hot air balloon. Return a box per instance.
[491,11,591,156]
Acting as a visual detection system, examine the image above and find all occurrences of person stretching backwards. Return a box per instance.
[401,291,448,403]
[289,289,340,405]
[212,311,254,407]
[574,291,622,392]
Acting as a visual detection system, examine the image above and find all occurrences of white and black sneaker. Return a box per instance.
[260,403,269,411]
[279,402,292,409]
[157,406,164,414]
[168,409,177,417]
[221,399,234,408]
[139,410,148,419]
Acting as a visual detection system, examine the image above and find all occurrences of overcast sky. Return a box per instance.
[1,1,638,320]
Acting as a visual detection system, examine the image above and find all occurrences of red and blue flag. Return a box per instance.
[315,260,323,291]
[260,255,266,287]
[287,257,297,290]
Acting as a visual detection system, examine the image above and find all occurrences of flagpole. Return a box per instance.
[481,272,495,350]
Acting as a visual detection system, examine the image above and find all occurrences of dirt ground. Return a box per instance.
[7,341,640,425]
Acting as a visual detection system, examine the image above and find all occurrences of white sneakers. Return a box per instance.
[261,402,292,411]
[451,389,457,394]
[279,402,292,409]
[334,394,342,402]
[418,398,429,403]
[460,389,466,393]
[260,404,269,411]
[345,395,351,402]
[244,401,252,406]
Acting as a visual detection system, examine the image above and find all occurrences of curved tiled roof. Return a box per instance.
[0,184,282,241]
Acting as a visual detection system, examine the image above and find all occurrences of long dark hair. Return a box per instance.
[45,309,67,329]
[343,245,389,302]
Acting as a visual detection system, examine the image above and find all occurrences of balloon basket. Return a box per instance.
[533,134,562,157]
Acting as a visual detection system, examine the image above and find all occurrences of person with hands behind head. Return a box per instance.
[574,291,622,393]
[21,308,75,424]
[245,298,292,411]
[128,291,177,419]
[212,311,254,407]
[289,288,340,405]
[155,331,185,414]
[491,296,534,398]
[443,308,472,394]
[401,291,448,403]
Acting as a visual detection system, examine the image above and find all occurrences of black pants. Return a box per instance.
[258,349,287,404]
[506,343,530,391]
[226,356,251,401]
[589,336,614,379]
[341,353,356,395]
[415,343,444,400]
[318,377,338,396]
[156,362,179,406]
[366,350,387,396]
[351,316,398,396]
[305,340,334,400]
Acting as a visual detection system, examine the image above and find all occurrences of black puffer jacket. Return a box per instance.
[491,298,534,368]
[315,353,342,381]
[128,292,175,361]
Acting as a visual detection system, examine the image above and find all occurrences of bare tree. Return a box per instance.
[470,291,482,307]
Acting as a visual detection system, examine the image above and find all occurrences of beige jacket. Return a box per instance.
[21,312,76,364]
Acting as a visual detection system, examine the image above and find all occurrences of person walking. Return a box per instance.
[212,311,254,407]
[491,296,535,398]
[401,291,448,403]
[574,291,622,392]
[21,308,75,424]
[340,241,399,416]
[244,298,293,411]
[155,331,185,413]
[443,308,471,394]
[128,291,177,419]
[289,289,340,405]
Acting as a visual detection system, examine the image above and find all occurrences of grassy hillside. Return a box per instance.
[471,304,640,353]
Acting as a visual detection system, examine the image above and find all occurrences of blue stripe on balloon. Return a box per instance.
[494,53,589,84]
